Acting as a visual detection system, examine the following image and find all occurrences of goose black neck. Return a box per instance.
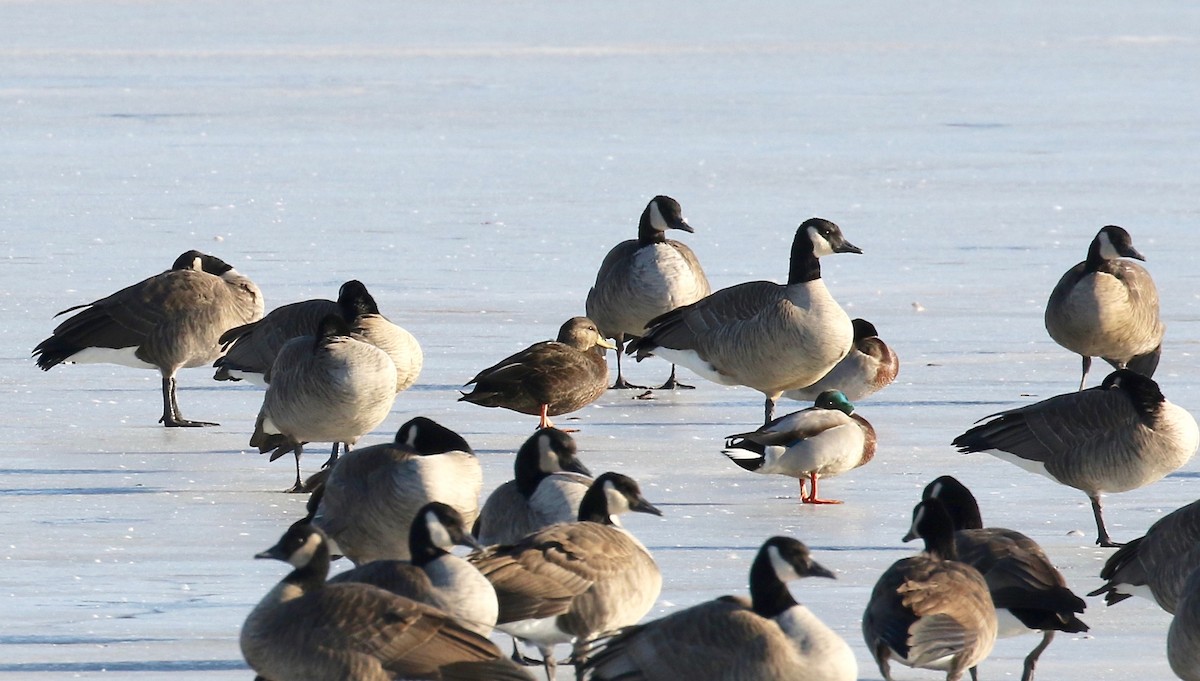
[748,551,798,619]
[637,204,668,245]
[923,527,959,561]
[285,541,331,592]
[576,483,615,524]
[787,230,821,284]
[408,520,449,567]
[514,442,550,498]
[1084,238,1107,271]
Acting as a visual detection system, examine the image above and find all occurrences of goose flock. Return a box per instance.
[31,207,1200,680]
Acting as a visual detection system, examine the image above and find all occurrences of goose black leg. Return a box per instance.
[1091,493,1122,547]
[159,376,217,427]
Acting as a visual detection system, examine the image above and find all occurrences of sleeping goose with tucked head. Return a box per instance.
[784,317,899,403]
[460,317,616,429]
[579,535,856,681]
[723,389,875,504]
[313,416,481,564]
[1045,225,1164,391]
[249,315,398,493]
[627,218,861,424]
[921,476,1088,681]
[585,195,711,390]
[469,472,663,681]
[473,427,593,546]
[952,369,1198,547]
[33,250,263,427]
[863,499,998,681]
[241,523,531,681]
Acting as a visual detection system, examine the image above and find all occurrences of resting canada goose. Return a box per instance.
[241,523,532,681]
[723,389,875,504]
[32,250,263,427]
[627,218,861,424]
[328,502,498,638]
[579,536,856,681]
[784,318,899,403]
[921,476,1088,681]
[460,317,616,429]
[863,499,998,681]
[1169,567,1200,680]
[249,315,398,493]
[215,279,422,391]
[314,416,482,564]
[585,195,711,390]
[469,472,663,680]
[1045,225,1164,391]
[474,428,593,545]
[952,369,1198,546]
[1089,497,1200,613]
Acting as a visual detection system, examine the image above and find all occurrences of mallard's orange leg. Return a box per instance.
[802,472,843,505]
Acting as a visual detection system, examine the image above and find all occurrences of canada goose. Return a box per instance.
[469,472,663,680]
[241,523,532,681]
[215,279,422,391]
[314,416,482,564]
[921,476,1088,681]
[723,389,875,504]
[627,218,861,424]
[1089,497,1200,613]
[579,535,856,681]
[1169,567,1200,680]
[585,195,711,390]
[1045,225,1164,391]
[863,499,998,681]
[952,369,1198,546]
[474,428,594,545]
[328,502,498,638]
[784,318,899,403]
[460,317,617,429]
[249,315,398,493]
[32,250,263,427]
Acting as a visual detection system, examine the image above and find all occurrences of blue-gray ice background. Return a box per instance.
[3,1,1200,678]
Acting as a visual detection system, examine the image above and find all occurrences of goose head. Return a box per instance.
[313,314,353,350]
[639,195,693,242]
[1101,369,1165,424]
[394,417,474,456]
[749,536,835,618]
[515,428,592,497]
[921,475,984,531]
[337,279,382,320]
[901,498,960,561]
[411,502,482,564]
[577,472,662,524]
[1091,225,1145,263]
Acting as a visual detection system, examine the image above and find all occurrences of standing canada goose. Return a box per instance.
[952,369,1199,546]
[328,502,498,638]
[784,318,899,403]
[921,476,1088,681]
[863,499,998,681]
[32,250,263,427]
[578,536,856,681]
[627,218,861,424]
[250,315,398,493]
[314,417,482,564]
[723,389,875,504]
[585,195,711,390]
[1169,567,1200,680]
[469,472,663,680]
[1089,497,1200,613]
[1045,225,1164,391]
[474,428,594,545]
[215,279,422,391]
[460,317,617,429]
[241,523,532,681]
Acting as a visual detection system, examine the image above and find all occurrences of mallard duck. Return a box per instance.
[460,317,616,428]
[921,476,1088,681]
[469,472,662,681]
[241,523,532,681]
[863,499,998,681]
[579,536,856,681]
[723,389,876,504]
[474,428,593,546]
[33,250,263,427]
[952,369,1198,546]
[313,416,481,564]
[627,218,861,424]
[1090,497,1200,613]
[1045,225,1164,390]
[585,195,711,390]
[784,318,899,402]
[249,315,397,493]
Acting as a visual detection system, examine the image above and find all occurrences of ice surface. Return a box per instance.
[3,1,1200,678]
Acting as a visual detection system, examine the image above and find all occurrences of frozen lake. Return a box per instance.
[3,1,1200,678]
